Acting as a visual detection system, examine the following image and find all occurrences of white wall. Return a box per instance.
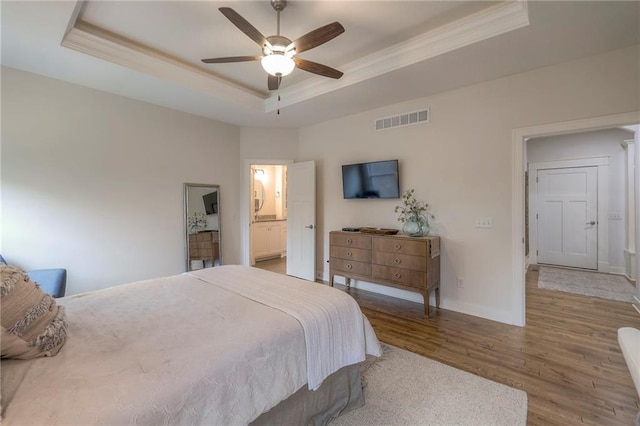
[527,128,633,273]
[1,67,241,295]
[298,45,640,324]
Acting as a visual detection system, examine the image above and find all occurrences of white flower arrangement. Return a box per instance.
[188,212,207,234]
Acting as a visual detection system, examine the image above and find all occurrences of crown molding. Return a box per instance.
[265,0,530,112]
[62,20,266,111]
[61,0,529,114]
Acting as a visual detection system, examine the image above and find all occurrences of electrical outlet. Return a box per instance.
[457,277,464,288]
[475,217,493,229]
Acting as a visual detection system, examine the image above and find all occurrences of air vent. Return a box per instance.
[375,108,430,131]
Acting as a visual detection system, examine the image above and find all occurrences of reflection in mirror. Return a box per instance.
[184,183,221,272]
[252,165,286,220]
[254,179,265,212]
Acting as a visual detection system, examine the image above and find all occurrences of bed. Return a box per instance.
[1,265,381,425]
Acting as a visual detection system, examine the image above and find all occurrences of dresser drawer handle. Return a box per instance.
[394,244,402,250]
[346,238,353,244]
[394,258,401,264]
[394,272,402,279]
[346,251,352,257]
[346,263,353,270]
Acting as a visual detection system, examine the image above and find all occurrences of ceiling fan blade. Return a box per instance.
[219,7,269,49]
[201,55,262,64]
[290,22,345,54]
[267,75,281,91]
[294,58,343,79]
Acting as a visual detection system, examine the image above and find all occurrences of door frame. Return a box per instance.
[512,111,640,327]
[528,157,609,271]
[241,159,293,267]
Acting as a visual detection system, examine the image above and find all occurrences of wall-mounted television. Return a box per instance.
[342,160,400,199]
[203,191,218,214]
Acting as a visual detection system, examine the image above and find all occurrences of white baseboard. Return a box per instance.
[609,266,627,275]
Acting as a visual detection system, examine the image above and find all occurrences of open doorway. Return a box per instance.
[526,128,633,273]
[511,112,639,326]
[250,164,288,274]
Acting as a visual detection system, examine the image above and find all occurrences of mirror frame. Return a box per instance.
[184,183,222,272]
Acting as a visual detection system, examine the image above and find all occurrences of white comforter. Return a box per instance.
[2,266,380,425]
[189,266,381,390]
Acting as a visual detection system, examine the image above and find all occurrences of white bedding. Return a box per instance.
[2,266,380,425]
[189,266,381,390]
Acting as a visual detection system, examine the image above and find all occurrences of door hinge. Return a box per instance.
[536,250,538,256]
[536,213,538,219]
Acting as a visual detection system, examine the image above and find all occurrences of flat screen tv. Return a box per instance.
[203,191,218,214]
[342,160,400,199]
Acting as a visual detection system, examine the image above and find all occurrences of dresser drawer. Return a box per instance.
[372,251,427,272]
[373,237,427,257]
[372,265,426,289]
[330,246,371,262]
[330,257,371,276]
[330,233,371,249]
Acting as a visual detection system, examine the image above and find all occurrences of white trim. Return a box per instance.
[512,111,640,327]
[61,0,529,113]
[528,157,610,271]
[62,21,266,111]
[267,0,529,111]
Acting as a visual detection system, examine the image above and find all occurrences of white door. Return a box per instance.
[537,166,598,269]
[249,167,257,266]
[287,161,316,281]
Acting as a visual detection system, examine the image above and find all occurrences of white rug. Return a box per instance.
[537,266,636,303]
[332,344,527,426]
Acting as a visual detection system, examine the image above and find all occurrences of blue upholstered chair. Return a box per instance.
[0,254,67,298]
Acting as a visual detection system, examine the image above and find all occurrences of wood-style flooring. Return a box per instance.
[254,259,640,425]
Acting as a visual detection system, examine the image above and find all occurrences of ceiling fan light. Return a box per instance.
[261,53,295,77]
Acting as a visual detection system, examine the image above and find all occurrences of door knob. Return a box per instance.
[305,224,314,229]
[586,221,596,225]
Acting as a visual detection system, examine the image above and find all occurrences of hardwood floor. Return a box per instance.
[254,259,640,424]
[254,257,286,274]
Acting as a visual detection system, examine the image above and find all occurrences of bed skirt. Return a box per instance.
[251,363,364,426]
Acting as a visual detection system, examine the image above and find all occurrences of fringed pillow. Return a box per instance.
[1,265,68,359]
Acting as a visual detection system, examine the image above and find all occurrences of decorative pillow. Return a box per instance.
[1,265,68,359]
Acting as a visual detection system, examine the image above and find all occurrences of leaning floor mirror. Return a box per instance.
[184,183,222,271]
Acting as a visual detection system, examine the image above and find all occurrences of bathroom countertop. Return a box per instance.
[254,218,287,222]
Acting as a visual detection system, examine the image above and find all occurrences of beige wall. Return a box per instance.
[1,67,241,295]
[298,45,640,324]
[2,44,638,324]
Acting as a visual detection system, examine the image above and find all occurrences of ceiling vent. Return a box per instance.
[375,108,429,131]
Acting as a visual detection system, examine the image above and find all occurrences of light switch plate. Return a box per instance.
[476,217,493,228]
[608,212,622,220]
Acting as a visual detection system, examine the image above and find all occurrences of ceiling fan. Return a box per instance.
[201,0,345,91]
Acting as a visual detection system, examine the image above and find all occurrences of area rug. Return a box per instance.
[537,266,636,303]
[331,344,527,426]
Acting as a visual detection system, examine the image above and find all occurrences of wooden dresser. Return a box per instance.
[329,231,440,316]
[189,230,219,265]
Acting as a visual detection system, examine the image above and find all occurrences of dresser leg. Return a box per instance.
[329,274,334,287]
[424,294,430,317]
[435,285,440,308]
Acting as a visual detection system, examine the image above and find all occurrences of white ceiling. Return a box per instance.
[2,1,639,128]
